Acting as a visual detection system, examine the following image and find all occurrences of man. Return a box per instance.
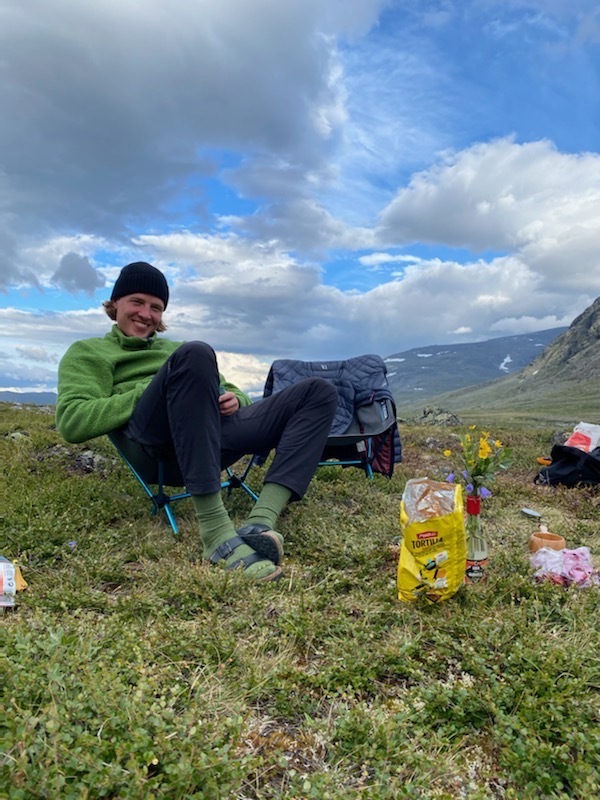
[56,261,338,582]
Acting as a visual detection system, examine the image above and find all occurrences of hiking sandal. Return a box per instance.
[236,523,284,565]
[208,536,259,570]
[208,533,283,582]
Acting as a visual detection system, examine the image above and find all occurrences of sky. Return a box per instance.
[1,0,599,396]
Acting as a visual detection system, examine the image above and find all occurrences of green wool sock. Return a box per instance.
[192,492,277,580]
[246,482,293,530]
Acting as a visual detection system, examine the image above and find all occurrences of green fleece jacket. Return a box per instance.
[56,325,252,443]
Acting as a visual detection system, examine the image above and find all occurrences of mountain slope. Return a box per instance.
[399,296,600,420]
[386,328,566,405]
[518,296,600,381]
[0,391,58,405]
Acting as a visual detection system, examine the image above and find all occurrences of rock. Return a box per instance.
[415,407,463,426]
[7,430,31,440]
[75,450,113,473]
[550,430,570,447]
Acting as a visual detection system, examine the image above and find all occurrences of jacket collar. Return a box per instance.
[108,324,157,350]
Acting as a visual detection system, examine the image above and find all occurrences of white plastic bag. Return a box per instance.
[530,546,600,588]
[564,422,600,453]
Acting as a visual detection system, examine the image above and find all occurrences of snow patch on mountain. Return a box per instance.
[499,354,512,372]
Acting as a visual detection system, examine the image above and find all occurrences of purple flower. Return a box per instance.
[446,473,455,483]
[480,486,492,499]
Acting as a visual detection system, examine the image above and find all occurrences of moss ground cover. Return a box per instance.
[2,404,599,799]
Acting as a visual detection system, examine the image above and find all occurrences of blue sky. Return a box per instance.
[1,0,599,395]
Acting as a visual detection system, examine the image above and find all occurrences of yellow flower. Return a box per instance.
[469,425,476,430]
[478,438,492,459]
[443,449,452,457]
[495,439,502,448]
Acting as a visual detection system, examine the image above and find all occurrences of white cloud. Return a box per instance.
[0,0,386,287]
[15,345,58,363]
[379,138,600,246]
[1,2,599,394]
[359,253,420,268]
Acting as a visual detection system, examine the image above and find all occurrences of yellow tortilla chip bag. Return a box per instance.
[398,478,466,603]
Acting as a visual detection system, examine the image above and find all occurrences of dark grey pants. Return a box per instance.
[124,341,338,498]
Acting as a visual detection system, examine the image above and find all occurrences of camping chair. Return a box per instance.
[108,430,258,535]
[259,354,402,479]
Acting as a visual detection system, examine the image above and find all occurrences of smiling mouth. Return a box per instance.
[130,321,153,336]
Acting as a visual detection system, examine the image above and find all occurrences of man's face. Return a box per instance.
[113,293,164,338]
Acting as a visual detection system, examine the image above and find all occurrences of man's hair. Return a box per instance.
[102,300,168,332]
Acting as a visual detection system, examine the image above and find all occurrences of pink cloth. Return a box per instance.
[530,546,599,588]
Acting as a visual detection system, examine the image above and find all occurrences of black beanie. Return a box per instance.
[110,262,169,309]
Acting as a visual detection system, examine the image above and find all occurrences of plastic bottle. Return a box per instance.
[0,556,17,607]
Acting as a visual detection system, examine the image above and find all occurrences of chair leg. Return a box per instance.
[163,502,180,535]
[222,466,259,502]
[364,439,374,479]
[108,433,259,534]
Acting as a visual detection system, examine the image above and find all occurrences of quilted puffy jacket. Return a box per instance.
[263,354,402,476]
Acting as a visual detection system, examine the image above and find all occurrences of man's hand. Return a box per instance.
[219,391,240,416]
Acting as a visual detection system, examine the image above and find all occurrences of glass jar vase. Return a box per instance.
[465,493,488,584]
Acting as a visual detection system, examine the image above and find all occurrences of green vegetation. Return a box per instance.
[396,374,600,424]
[2,403,599,800]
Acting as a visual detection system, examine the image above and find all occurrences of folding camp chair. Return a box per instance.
[261,354,402,479]
[108,430,258,535]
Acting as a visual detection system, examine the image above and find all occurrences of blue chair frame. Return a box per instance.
[108,430,258,535]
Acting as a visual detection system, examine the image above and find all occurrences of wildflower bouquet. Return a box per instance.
[444,426,514,498]
[444,426,513,583]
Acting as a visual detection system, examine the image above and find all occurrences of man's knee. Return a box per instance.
[172,342,217,369]
[306,377,338,408]
[176,341,216,360]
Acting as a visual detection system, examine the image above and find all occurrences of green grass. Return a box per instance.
[396,374,600,426]
[1,404,599,799]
